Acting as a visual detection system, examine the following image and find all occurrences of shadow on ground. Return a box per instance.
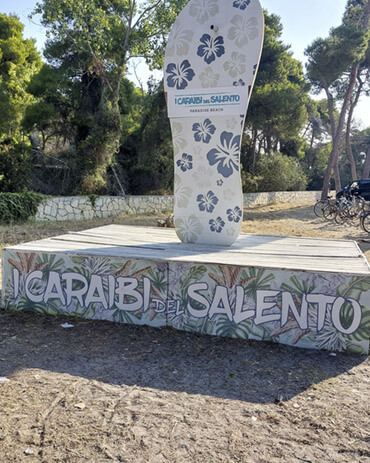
[0,311,365,405]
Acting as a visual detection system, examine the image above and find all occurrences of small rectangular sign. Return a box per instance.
[167,86,249,118]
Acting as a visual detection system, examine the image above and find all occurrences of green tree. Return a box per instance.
[305,0,370,198]
[24,63,143,194]
[344,45,370,180]
[347,127,370,178]
[242,12,309,174]
[22,64,73,152]
[119,81,173,194]
[33,0,187,194]
[299,99,334,190]
[0,13,41,192]
[303,143,332,191]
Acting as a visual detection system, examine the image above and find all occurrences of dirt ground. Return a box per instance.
[0,202,369,463]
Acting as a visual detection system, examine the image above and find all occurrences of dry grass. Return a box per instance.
[0,213,168,253]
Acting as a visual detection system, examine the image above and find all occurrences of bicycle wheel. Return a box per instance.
[361,212,370,233]
[313,200,329,218]
[323,204,337,221]
[335,208,348,225]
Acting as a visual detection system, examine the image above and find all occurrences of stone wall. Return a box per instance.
[35,191,321,222]
[242,190,321,206]
[35,195,174,222]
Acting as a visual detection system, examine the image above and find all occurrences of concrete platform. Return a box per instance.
[2,225,370,354]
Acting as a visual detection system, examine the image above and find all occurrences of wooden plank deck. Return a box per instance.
[7,224,370,275]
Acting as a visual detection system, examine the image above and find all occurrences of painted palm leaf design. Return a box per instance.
[115,260,152,278]
[169,265,207,328]
[208,265,272,340]
[336,276,370,343]
[273,279,317,345]
[8,252,48,274]
[269,294,312,345]
[116,261,159,320]
[36,254,65,273]
[148,268,167,295]
[242,267,275,298]
[216,314,251,339]
[281,275,316,296]
[209,265,255,288]
[17,296,50,314]
[179,265,207,287]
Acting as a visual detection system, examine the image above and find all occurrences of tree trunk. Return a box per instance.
[251,129,257,174]
[321,0,370,199]
[324,85,337,141]
[321,65,359,199]
[346,76,363,180]
[320,83,337,197]
[345,115,358,181]
[334,163,341,191]
[266,134,272,154]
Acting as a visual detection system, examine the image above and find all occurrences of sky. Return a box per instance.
[1,0,369,127]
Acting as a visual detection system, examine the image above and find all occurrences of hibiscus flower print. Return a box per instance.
[192,165,213,188]
[175,215,204,243]
[176,153,193,172]
[228,15,259,48]
[226,118,237,130]
[197,34,225,64]
[207,131,241,178]
[233,79,246,86]
[193,145,202,155]
[227,206,243,223]
[166,60,195,90]
[197,191,219,213]
[166,22,194,57]
[199,67,220,88]
[174,174,192,208]
[171,121,187,155]
[192,118,216,143]
[223,52,246,78]
[209,217,225,233]
[233,0,251,10]
[189,0,219,25]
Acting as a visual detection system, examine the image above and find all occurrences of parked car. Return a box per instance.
[336,179,370,201]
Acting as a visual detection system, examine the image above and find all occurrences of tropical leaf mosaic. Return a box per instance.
[2,250,370,354]
[3,250,167,328]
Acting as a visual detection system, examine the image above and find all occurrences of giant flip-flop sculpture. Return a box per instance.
[164,0,264,245]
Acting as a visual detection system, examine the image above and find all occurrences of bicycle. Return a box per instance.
[335,196,366,226]
[360,208,370,233]
[313,196,333,218]
[322,196,348,221]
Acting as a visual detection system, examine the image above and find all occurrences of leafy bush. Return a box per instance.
[0,191,44,223]
[0,142,32,193]
[243,152,308,192]
[241,171,262,193]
